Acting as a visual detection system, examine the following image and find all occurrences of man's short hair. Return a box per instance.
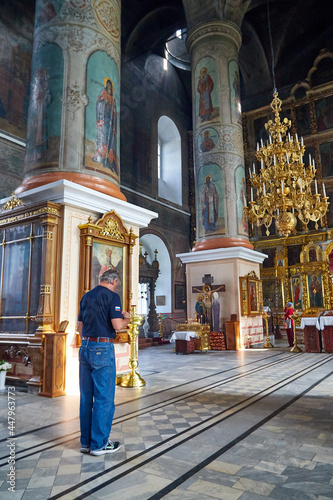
[99,270,120,284]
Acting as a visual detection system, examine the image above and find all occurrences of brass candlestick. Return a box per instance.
[158,313,164,340]
[120,305,146,387]
[290,313,303,353]
[263,311,274,348]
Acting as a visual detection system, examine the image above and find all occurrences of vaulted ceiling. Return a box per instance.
[122,0,333,108]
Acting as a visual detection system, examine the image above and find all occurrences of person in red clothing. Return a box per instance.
[284,302,294,347]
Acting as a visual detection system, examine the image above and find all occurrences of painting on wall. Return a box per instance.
[229,60,241,125]
[262,279,284,310]
[235,165,248,235]
[315,95,333,132]
[291,276,302,309]
[195,57,219,128]
[319,141,333,178]
[197,163,225,239]
[249,280,258,313]
[261,247,276,268]
[307,274,324,308]
[288,245,302,266]
[198,128,218,152]
[0,4,33,139]
[25,43,64,168]
[85,51,120,181]
[92,241,124,303]
[175,284,186,310]
[295,104,311,136]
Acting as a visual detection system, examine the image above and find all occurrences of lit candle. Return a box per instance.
[279,133,282,142]
[300,154,303,163]
[309,154,312,166]
[300,179,303,193]
[261,139,264,148]
[263,183,266,196]
[257,142,259,151]
[292,207,295,214]
[288,132,291,142]
[313,159,316,169]
[315,179,318,194]
[269,135,272,144]
[249,167,252,178]
[251,187,253,202]
[295,133,299,143]
[277,208,280,215]
[261,159,264,169]
[286,154,289,164]
[323,183,326,197]
[281,180,284,194]
[253,162,256,175]
[301,137,304,146]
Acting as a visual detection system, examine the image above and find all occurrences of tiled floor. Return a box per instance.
[0,340,333,499]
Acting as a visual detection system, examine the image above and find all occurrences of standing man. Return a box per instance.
[77,270,130,455]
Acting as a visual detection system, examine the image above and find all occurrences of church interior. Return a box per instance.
[0,0,333,498]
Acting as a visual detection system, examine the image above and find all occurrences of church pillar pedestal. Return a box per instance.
[177,247,267,347]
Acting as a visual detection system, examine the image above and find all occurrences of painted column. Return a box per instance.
[17,0,125,201]
[187,21,252,251]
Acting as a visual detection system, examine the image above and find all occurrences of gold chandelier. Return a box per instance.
[244,92,329,237]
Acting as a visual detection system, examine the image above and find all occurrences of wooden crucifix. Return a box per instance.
[192,274,225,330]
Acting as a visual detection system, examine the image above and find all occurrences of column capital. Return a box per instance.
[187,20,242,54]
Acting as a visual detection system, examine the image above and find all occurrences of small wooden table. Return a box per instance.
[170,331,199,354]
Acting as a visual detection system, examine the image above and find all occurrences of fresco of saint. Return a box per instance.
[92,77,118,174]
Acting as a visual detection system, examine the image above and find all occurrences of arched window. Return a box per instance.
[157,116,182,205]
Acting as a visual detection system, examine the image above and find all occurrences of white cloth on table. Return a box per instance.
[169,331,199,342]
[300,317,319,330]
[317,316,333,330]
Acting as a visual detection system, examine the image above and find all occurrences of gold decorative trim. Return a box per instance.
[40,285,51,294]
[100,217,124,241]
[43,231,53,240]
[0,206,59,225]
[1,194,24,212]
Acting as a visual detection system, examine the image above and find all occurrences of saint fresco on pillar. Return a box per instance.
[229,60,242,126]
[85,51,120,181]
[198,128,218,152]
[235,165,248,235]
[195,57,219,128]
[25,43,63,167]
[198,164,225,238]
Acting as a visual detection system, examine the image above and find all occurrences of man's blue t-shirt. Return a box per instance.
[78,285,123,338]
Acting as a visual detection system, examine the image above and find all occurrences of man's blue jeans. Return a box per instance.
[79,339,116,451]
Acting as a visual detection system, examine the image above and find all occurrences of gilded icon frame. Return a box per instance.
[78,211,137,311]
[239,272,263,316]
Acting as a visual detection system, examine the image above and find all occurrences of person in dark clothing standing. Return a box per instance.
[77,270,130,455]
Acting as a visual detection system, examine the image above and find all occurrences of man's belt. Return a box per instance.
[82,337,114,343]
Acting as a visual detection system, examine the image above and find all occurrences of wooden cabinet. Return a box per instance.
[225,321,240,350]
